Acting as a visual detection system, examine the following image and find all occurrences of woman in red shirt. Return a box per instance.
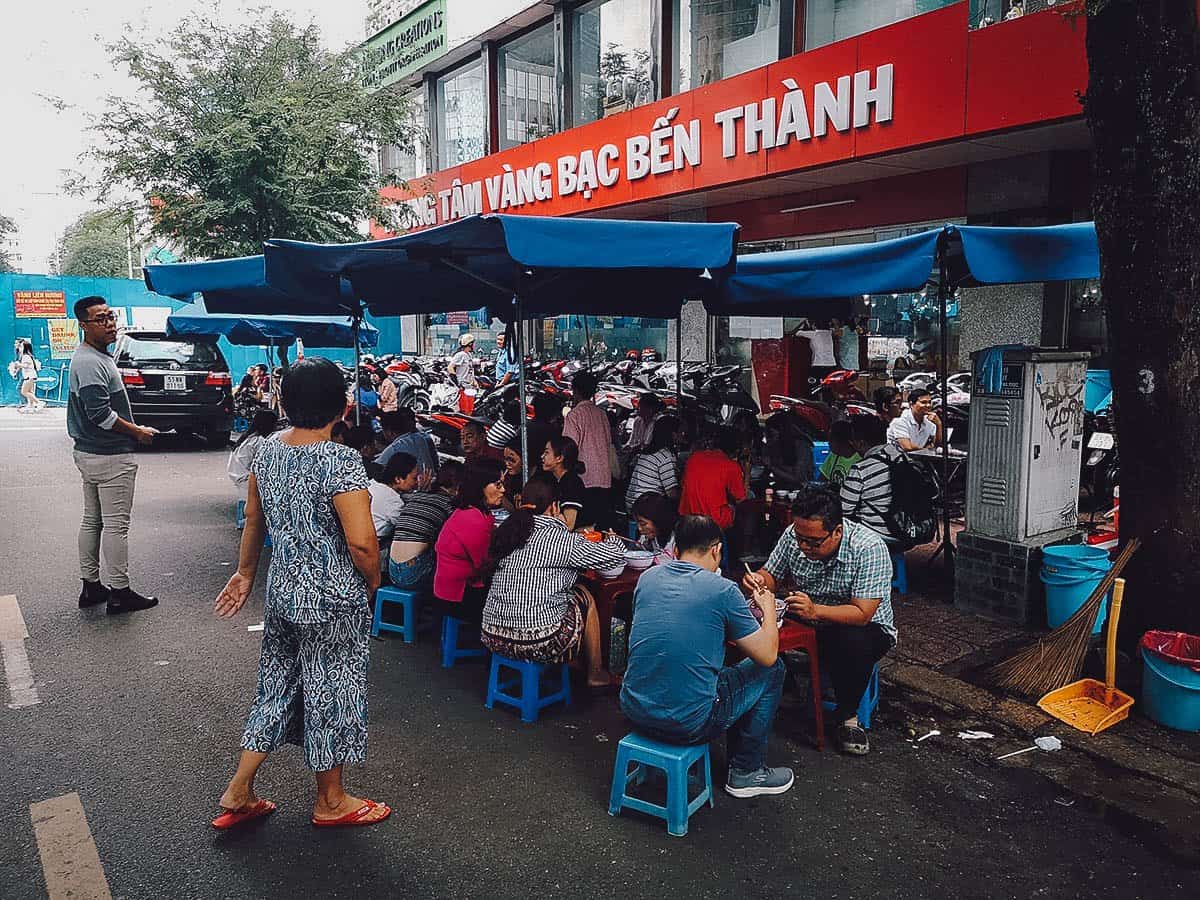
[678,428,748,531]
[434,459,506,626]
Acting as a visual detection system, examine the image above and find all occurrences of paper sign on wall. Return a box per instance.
[48,320,80,359]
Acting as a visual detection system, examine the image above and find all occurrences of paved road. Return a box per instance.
[0,408,1192,899]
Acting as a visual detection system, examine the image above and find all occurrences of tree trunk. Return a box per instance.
[1085,0,1200,641]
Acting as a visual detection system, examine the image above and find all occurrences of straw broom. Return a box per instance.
[982,538,1141,698]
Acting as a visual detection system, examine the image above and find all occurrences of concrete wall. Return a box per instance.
[957,283,1045,362]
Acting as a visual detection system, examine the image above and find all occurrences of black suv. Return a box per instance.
[114,331,233,446]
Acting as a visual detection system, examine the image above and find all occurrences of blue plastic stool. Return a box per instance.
[822,662,881,729]
[608,733,714,837]
[372,586,428,642]
[441,615,488,668]
[890,549,908,594]
[485,654,571,723]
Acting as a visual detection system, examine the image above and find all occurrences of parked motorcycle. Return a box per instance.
[1083,402,1119,503]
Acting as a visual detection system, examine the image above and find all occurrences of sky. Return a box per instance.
[0,1,366,274]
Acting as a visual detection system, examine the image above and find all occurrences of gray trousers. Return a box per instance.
[73,450,138,590]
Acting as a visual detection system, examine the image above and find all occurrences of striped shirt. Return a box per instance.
[625,447,679,509]
[840,445,898,540]
[483,516,624,637]
[764,519,897,640]
[563,399,612,488]
[487,417,517,449]
[392,490,454,543]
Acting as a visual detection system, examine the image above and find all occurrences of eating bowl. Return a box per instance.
[624,550,655,570]
[597,562,626,579]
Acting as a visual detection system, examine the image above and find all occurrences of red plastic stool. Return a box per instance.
[778,621,826,750]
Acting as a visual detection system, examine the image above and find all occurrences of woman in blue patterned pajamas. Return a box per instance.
[211,358,390,830]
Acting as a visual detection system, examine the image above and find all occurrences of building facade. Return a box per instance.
[367,0,1100,382]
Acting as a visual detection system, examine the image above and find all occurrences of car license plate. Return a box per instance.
[1088,432,1114,450]
[164,374,187,391]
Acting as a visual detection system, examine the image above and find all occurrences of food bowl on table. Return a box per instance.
[624,550,655,571]
[597,562,626,579]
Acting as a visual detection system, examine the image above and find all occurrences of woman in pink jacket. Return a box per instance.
[434,459,506,625]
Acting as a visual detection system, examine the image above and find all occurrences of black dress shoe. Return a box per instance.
[78,579,111,609]
[106,587,159,615]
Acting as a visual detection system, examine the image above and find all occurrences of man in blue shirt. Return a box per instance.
[621,515,794,798]
[376,408,438,476]
[493,332,522,387]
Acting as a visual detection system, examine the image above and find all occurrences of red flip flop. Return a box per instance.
[311,799,392,828]
[212,798,277,830]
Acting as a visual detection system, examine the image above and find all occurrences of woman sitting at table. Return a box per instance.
[539,434,588,530]
[631,491,678,562]
[498,437,524,512]
[433,459,506,627]
[481,477,623,690]
[389,461,462,590]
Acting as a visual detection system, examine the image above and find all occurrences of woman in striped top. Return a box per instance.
[388,461,463,589]
[482,478,623,689]
[624,416,680,511]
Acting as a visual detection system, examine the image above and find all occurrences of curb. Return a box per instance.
[880,660,1200,864]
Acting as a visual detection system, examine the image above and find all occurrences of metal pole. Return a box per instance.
[353,315,362,425]
[583,316,592,369]
[516,297,529,484]
[938,260,952,574]
[675,312,683,410]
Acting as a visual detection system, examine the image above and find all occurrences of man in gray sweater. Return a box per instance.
[68,295,159,613]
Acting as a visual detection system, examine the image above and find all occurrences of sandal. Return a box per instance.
[212,798,276,830]
[311,798,392,828]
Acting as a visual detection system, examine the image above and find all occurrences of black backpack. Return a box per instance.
[856,445,939,549]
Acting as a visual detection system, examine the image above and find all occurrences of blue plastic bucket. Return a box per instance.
[812,441,830,470]
[1141,648,1200,732]
[1084,370,1112,413]
[1042,544,1111,575]
[1041,565,1111,635]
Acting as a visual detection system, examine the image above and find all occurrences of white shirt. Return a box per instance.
[227,434,264,485]
[887,408,936,450]
[368,481,406,540]
[448,350,477,388]
[18,353,37,380]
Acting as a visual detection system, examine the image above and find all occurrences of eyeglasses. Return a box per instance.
[84,312,117,324]
[794,529,835,549]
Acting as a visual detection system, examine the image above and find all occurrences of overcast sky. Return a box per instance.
[0,1,366,274]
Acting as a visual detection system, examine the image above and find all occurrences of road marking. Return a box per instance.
[30,793,113,900]
[0,596,38,709]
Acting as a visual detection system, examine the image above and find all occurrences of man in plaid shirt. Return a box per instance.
[743,487,896,755]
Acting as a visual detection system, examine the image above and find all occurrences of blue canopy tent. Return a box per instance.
[263,214,740,476]
[165,307,379,349]
[708,221,1100,570]
[146,255,372,421]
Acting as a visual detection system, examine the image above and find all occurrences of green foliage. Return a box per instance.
[0,213,16,273]
[54,209,130,278]
[78,12,416,259]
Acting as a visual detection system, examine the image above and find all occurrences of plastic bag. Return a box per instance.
[1140,630,1200,674]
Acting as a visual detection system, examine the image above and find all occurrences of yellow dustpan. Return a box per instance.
[1037,578,1135,735]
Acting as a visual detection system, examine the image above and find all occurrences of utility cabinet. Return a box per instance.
[965,348,1090,543]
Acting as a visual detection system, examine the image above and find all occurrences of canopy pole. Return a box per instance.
[353,313,362,425]
[583,316,592,369]
[516,296,529,484]
[937,260,953,576]
[675,312,683,410]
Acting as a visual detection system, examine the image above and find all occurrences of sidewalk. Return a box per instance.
[879,555,1200,864]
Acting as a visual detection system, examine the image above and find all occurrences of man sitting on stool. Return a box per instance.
[620,515,794,798]
[743,487,896,756]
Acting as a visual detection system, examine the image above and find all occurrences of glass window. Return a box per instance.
[805,0,959,50]
[674,0,781,92]
[499,22,559,149]
[378,89,430,182]
[571,0,660,127]
[436,59,487,169]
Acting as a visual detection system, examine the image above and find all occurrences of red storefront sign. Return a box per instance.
[378,5,1088,236]
[13,290,67,318]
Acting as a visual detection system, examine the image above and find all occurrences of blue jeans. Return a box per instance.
[388,550,435,589]
[627,658,786,772]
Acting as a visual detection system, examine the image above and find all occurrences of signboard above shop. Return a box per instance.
[361,0,447,93]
